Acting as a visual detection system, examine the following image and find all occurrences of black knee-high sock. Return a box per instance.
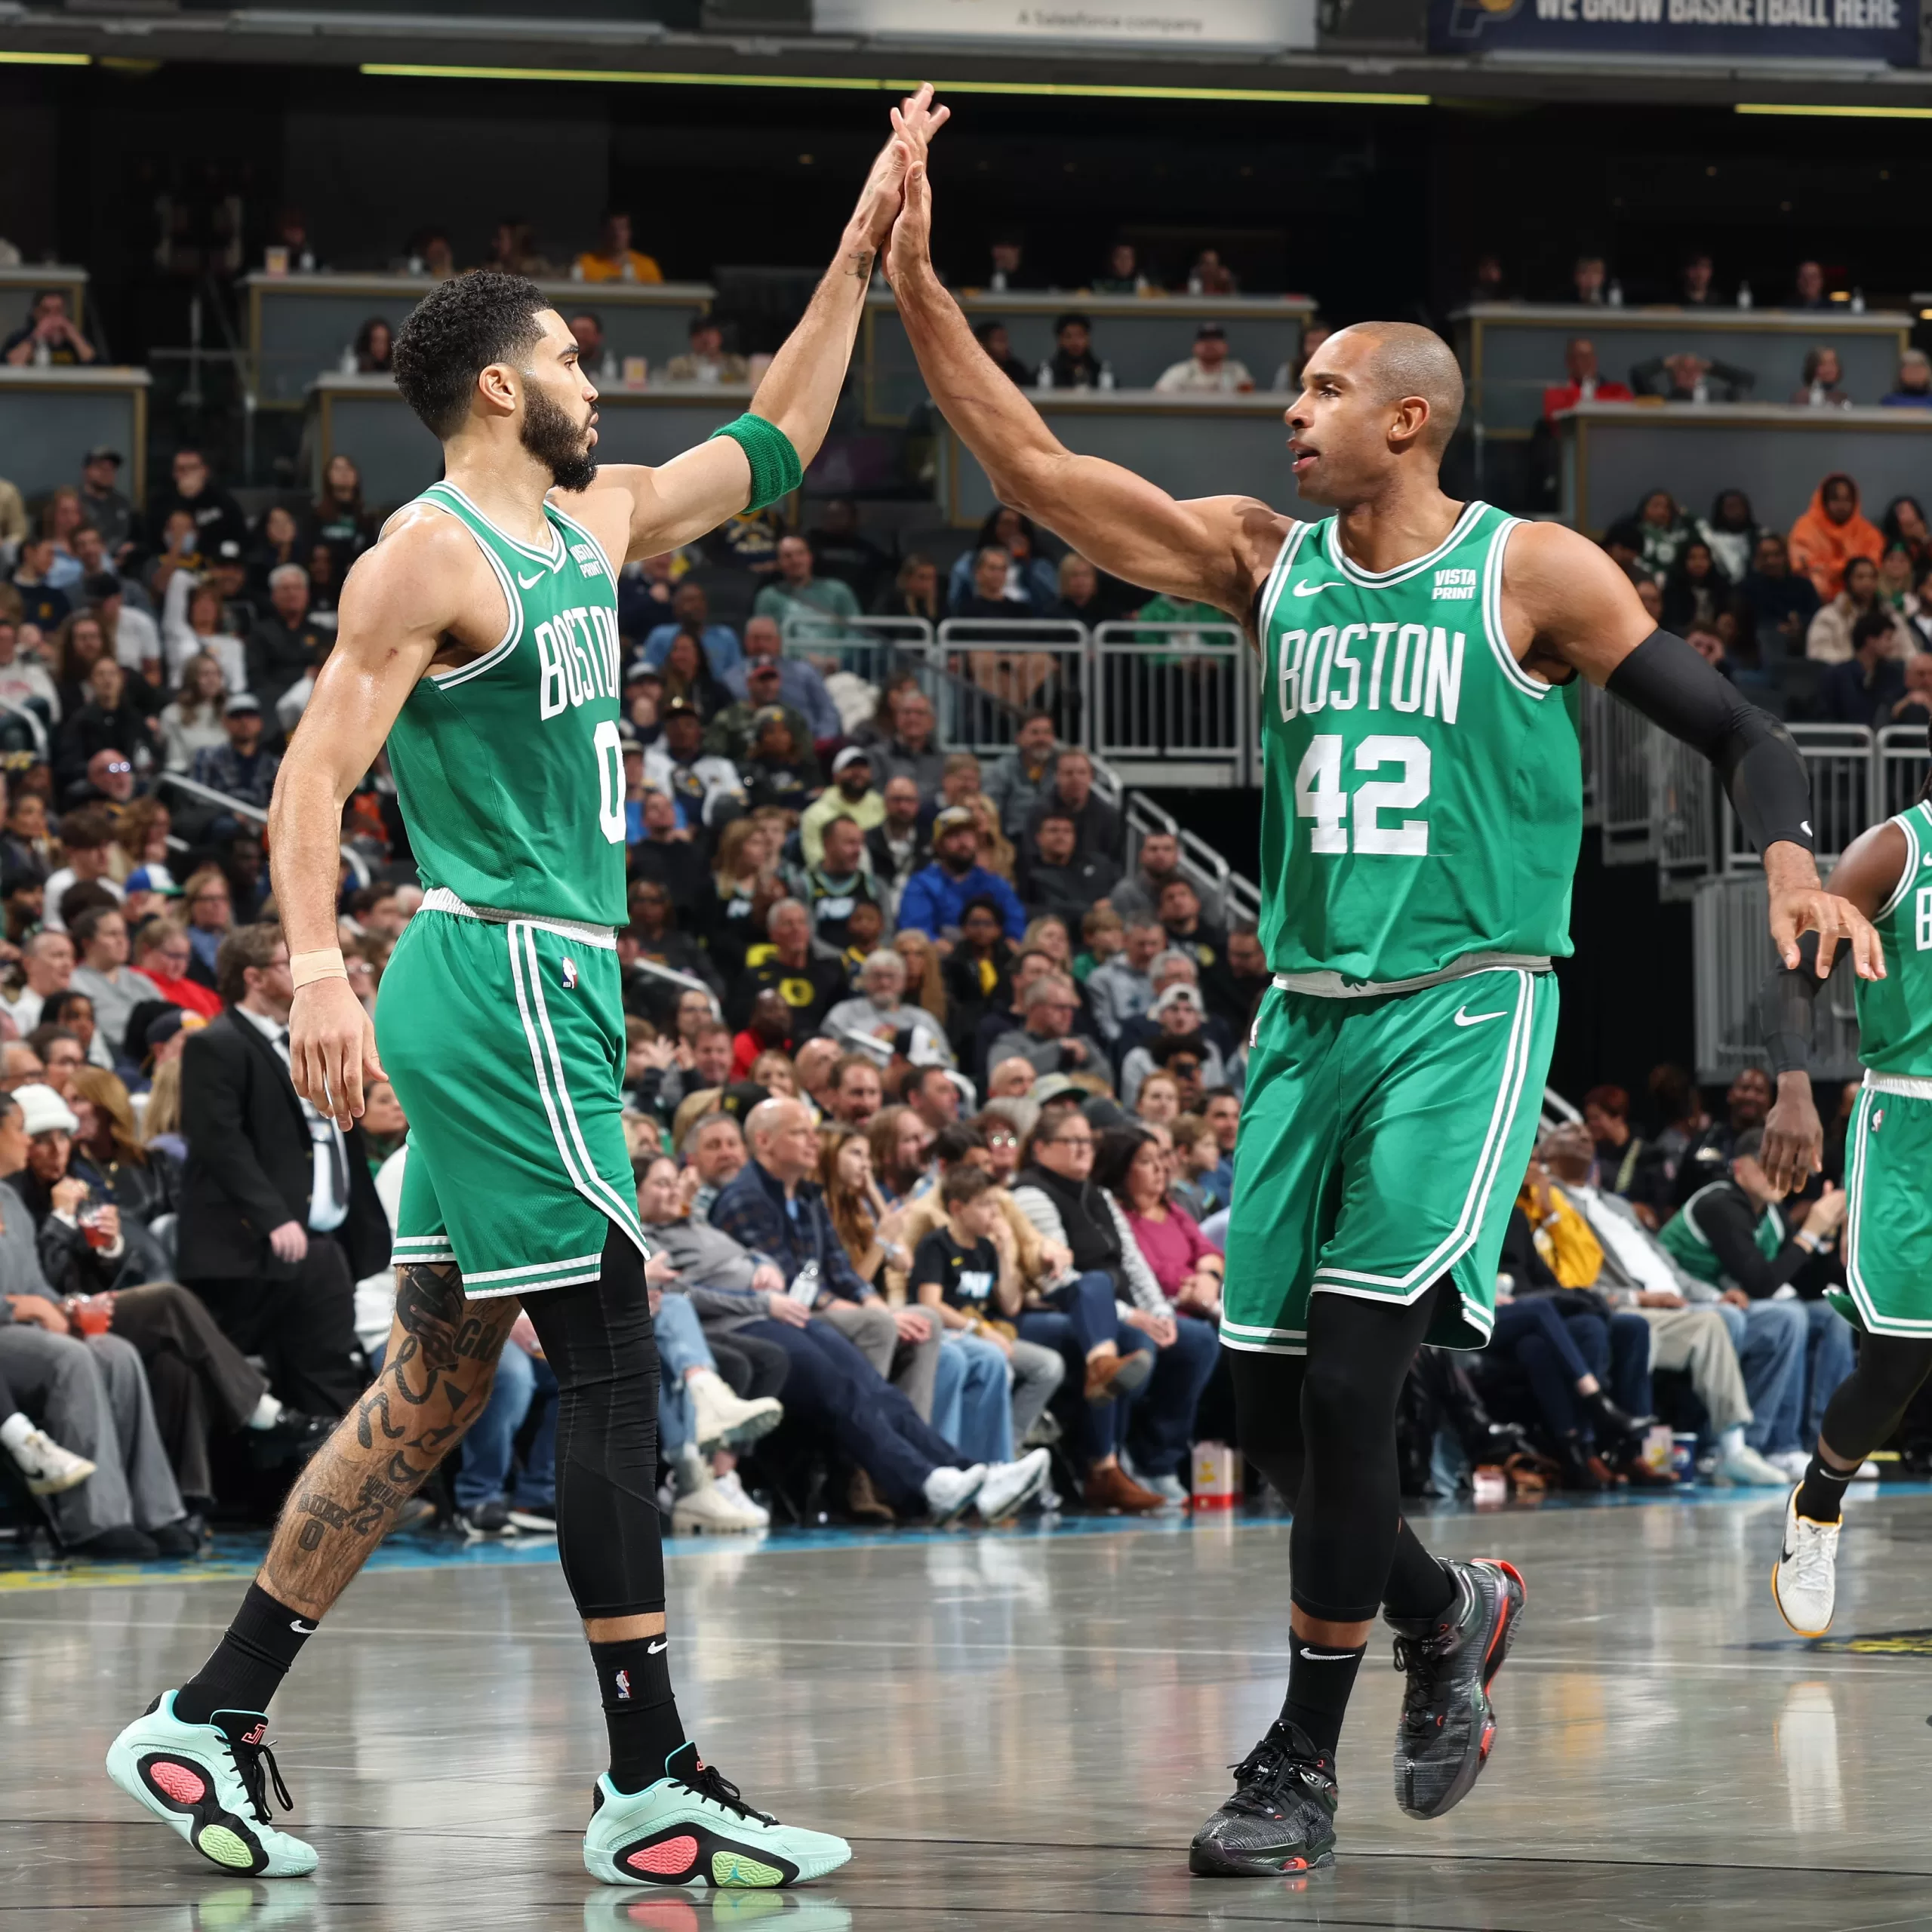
[590,1633,686,1793]
[174,1583,315,1723]
[522,1226,685,1792]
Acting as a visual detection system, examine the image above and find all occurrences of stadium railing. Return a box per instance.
[152,771,373,889]
[784,611,1266,922]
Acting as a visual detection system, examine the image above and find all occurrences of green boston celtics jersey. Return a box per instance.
[1658,1181,1784,1287]
[386,483,627,928]
[1855,800,1932,1075]
[1254,501,1583,984]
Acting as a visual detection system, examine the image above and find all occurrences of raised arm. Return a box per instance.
[267,510,482,1127]
[574,88,949,565]
[884,140,1284,618]
[1503,518,1883,986]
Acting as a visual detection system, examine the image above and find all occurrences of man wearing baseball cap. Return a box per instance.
[703,658,813,767]
[896,804,1026,942]
[79,448,139,561]
[800,743,885,866]
[1154,321,1254,395]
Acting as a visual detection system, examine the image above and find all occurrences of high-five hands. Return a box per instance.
[850,84,950,256]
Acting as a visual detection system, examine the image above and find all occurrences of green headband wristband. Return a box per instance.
[709,413,803,513]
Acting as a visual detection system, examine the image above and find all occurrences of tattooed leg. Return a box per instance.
[258,1263,519,1618]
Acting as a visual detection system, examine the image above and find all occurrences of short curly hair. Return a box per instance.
[392,271,551,439]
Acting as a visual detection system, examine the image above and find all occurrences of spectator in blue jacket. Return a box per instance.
[897,808,1026,943]
[641,582,743,678]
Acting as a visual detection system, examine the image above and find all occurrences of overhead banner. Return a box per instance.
[1430,0,1917,60]
[814,0,1318,51]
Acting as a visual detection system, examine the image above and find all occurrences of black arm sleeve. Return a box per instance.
[1755,930,1823,1075]
[1697,1188,1810,1300]
[1604,630,1815,856]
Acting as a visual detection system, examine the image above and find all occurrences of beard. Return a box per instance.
[521,384,598,492]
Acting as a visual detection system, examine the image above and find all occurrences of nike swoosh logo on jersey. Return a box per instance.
[1453,1005,1508,1027]
[1292,580,1346,596]
[516,569,544,589]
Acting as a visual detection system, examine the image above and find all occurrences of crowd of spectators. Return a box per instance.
[1589,473,1932,724]
[0,273,1905,1562]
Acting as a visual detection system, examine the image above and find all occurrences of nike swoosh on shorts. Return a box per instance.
[1452,1005,1508,1027]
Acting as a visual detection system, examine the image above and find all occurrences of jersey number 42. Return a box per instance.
[1294,734,1432,857]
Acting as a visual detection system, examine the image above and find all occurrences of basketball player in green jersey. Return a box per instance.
[881,127,1880,1873]
[1756,730,1932,1638]
[106,91,946,1890]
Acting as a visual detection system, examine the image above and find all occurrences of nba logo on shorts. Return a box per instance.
[561,957,578,992]
[1873,1108,1884,1133]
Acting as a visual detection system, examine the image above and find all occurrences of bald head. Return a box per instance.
[1329,321,1463,454]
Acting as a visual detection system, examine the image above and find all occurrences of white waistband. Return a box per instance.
[1272,952,1552,999]
[419,885,617,950]
[1862,1068,1932,1102]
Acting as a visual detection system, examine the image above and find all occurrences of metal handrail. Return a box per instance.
[152,770,371,887]
[154,770,266,826]
[0,697,49,761]
[626,955,721,1019]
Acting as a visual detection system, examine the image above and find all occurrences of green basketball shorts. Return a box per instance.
[1221,965,1558,1355]
[374,897,647,1300]
[1838,1075,1932,1337]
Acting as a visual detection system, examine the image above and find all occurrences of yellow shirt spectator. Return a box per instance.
[576,211,663,285]
[1517,1167,1605,1291]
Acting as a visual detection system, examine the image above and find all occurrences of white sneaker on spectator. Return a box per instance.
[1768,1449,1813,1481]
[1715,1444,1788,1487]
[923,1464,987,1525]
[688,1370,784,1454]
[4,1423,95,1496]
[976,1447,1051,1522]
[712,1468,770,1528]
[1145,1473,1190,1507]
[672,1478,764,1534]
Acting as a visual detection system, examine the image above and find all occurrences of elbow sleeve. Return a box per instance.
[1605,631,1815,855]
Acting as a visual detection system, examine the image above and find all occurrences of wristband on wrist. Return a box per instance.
[291,948,349,991]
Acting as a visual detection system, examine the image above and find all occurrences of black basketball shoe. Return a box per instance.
[1387,1556,1525,1820]
[1188,1719,1338,1877]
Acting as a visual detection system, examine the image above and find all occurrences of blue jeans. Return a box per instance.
[654,1293,717,1460]
[1715,1299,1808,1454]
[932,1329,1014,1463]
[1124,1308,1221,1480]
[1017,1285,1154,1467]
[454,1341,559,1509]
[1802,1298,1856,1445]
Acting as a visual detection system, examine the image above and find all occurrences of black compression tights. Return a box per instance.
[1230,1284,1454,1625]
[1819,1334,1932,1465]
[518,1225,666,1620]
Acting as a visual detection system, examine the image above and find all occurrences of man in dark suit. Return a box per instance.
[179,922,389,1416]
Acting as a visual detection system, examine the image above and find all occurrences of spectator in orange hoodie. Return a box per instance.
[1789,472,1883,602]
